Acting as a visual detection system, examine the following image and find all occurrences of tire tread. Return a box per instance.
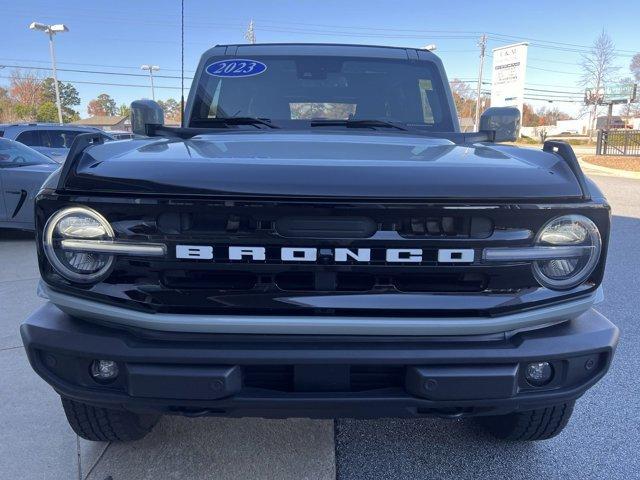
[480,401,575,441]
[61,397,158,442]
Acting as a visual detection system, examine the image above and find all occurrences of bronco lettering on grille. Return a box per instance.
[175,246,475,263]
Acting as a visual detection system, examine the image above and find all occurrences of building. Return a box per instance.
[71,116,130,132]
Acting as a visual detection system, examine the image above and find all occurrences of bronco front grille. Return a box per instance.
[156,210,494,239]
[37,196,609,316]
[161,270,488,293]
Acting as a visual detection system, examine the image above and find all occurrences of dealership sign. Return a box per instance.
[490,42,529,120]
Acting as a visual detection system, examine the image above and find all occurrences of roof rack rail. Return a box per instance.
[543,140,590,200]
[57,132,106,191]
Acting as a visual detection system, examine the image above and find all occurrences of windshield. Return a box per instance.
[0,139,56,166]
[191,56,454,131]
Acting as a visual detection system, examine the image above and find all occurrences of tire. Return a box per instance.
[478,401,575,441]
[61,397,160,442]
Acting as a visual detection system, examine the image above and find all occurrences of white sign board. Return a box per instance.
[490,42,529,119]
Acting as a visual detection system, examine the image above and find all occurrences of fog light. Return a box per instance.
[525,361,553,386]
[90,360,119,382]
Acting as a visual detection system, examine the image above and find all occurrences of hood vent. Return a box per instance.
[156,211,493,238]
[276,216,377,238]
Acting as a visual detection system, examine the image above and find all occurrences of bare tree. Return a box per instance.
[579,30,618,136]
[534,126,548,143]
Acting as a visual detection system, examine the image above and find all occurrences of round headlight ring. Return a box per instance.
[532,214,601,290]
[43,206,115,283]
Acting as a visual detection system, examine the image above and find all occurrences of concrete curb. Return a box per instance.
[578,158,640,180]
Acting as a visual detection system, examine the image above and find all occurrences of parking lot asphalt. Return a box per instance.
[1,171,638,480]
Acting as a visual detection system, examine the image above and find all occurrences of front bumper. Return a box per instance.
[41,283,601,336]
[21,302,618,419]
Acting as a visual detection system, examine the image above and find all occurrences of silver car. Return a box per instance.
[0,138,59,230]
[0,123,112,163]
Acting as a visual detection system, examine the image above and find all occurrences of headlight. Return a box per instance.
[532,215,601,290]
[43,207,115,283]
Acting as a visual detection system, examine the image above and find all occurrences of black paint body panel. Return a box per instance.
[20,303,619,418]
[63,133,584,200]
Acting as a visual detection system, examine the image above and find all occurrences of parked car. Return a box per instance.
[21,43,618,443]
[0,138,59,230]
[0,123,113,163]
[558,130,580,136]
[106,130,145,140]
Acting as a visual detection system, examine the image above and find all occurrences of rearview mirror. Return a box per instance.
[131,100,164,136]
[479,107,520,142]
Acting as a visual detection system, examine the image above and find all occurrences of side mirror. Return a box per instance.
[480,107,520,142]
[131,100,164,136]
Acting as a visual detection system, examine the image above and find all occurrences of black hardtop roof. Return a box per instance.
[204,42,439,60]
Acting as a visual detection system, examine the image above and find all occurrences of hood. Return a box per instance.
[65,132,584,200]
[15,163,59,173]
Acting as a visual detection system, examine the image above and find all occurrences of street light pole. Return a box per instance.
[47,31,63,124]
[474,33,487,131]
[141,65,160,101]
[30,22,68,124]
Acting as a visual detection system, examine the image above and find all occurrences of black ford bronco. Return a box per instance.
[21,43,618,442]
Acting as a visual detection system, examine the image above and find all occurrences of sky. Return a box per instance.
[0,0,638,118]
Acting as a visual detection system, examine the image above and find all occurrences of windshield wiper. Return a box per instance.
[310,119,408,131]
[202,117,280,129]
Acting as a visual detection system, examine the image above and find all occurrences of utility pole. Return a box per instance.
[474,33,487,131]
[29,22,68,124]
[245,19,256,44]
[141,65,160,101]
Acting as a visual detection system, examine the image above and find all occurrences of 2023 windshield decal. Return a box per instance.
[205,59,267,78]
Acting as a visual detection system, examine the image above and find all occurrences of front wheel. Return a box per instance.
[478,401,575,441]
[61,397,160,442]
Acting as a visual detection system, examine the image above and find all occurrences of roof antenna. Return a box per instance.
[180,0,185,127]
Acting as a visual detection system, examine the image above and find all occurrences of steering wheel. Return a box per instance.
[13,156,27,164]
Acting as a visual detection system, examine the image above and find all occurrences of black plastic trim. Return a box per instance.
[57,132,106,191]
[543,140,590,200]
[20,303,618,418]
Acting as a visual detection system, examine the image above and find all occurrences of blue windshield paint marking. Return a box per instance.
[205,59,267,78]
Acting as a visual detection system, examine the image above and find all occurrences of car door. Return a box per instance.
[0,141,58,228]
[0,162,6,222]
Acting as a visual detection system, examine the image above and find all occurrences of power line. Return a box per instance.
[0,62,193,81]
[485,32,637,55]
[0,74,182,90]
[527,65,582,75]
[3,62,586,99]
[4,6,637,56]
[0,56,195,73]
